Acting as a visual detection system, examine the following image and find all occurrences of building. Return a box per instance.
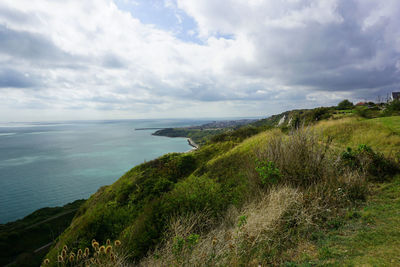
[392,92,400,101]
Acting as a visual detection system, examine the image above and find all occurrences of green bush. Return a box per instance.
[255,160,282,186]
[337,99,354,110]
[383,100,400,116]
[340,144,399,181]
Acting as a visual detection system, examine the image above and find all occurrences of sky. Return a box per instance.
[0,0,399,122]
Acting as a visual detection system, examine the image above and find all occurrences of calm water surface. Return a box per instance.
[0,119,208,223]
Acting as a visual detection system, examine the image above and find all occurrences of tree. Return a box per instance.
[337,99,354,110]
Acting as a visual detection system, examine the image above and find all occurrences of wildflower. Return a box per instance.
[110,252,116,262]
[63,245,68,251]
[106,245,112,254]
[106,239,111,245]
[69,254,74,262]
[62,249,67,258]
[84,247,90,256]
[77,249,82,256]
[43,258,50,265]
[114,240,121,246]
[99,245,106,253]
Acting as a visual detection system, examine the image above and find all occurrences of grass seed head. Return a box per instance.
[57,255,64,262]
[92,241,99,250]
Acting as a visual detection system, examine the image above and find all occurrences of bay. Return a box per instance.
[0,119,208,223]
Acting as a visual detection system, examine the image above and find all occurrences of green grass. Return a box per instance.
[313,117,400,156]
[294,175,400,266]
[369,116,400,135]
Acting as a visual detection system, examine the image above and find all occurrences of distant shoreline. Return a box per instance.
[187,138,199,151]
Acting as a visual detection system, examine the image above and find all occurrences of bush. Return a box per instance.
[383,99,400,116]
[256,128,333,187]
[210,126,261,143]
[355,106,374,118]
[255,160,282,186]
[340,144,399,181]
[337,99,354,110]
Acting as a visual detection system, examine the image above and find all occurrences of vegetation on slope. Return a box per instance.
[45,116,399,266]
[43,101,400,266]
[0,200,84,267]
[298,174,400,266]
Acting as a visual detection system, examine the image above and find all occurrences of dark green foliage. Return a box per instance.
[337,99,354,110]
[340,144,399,181]
[383,99,400,116]
[121,175,231,259]
[0,200,84,266]
[210,126,262,143]
[255,160,282,186]
[309,107,332,121]
[153,128,225,145]
[355,106,374,118]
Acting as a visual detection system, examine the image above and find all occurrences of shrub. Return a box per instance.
[355,106,373,118]
[383,99,400,116]
[337,99,354,110]
[340,144,399,181]
[256,128,333,187]
[255,160,282,186]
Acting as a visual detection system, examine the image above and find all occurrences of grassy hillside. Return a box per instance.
[44,111,400,266]
[0,200,84,267]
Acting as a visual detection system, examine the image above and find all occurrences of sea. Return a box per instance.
[0,119,211,224]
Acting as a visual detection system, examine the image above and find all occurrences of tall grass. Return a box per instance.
[255,127,334,187]
[141,186,306,266]
[140,128,377,266]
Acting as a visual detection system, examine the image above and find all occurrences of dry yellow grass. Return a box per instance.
[140,186,307,266]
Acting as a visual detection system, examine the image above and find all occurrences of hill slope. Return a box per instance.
[45,113,400,266]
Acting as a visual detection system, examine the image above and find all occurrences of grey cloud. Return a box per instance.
[102,53,126,69]
[0,5,41,26]
[190,0,400,100]
[0,24,67,61]
[0,68,38,88]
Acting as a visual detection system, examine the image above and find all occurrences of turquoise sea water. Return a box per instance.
[0,119,207,223]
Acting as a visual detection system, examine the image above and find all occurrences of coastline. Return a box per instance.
[187,138,199,152]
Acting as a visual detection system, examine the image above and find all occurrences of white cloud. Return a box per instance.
[0,0,399,121]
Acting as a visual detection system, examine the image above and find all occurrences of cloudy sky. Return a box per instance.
[0,0,399,121]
